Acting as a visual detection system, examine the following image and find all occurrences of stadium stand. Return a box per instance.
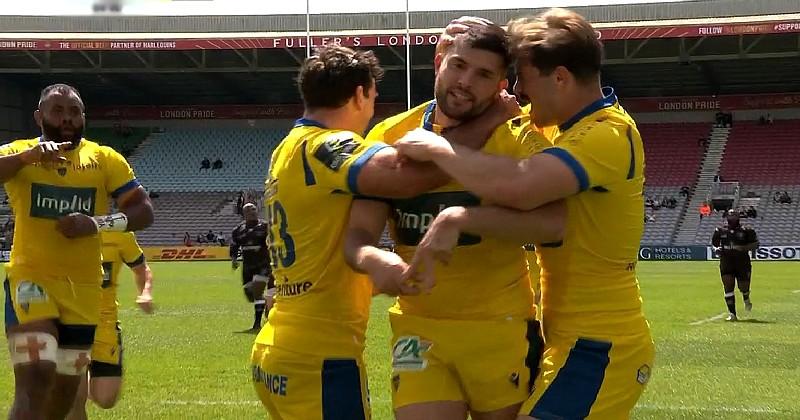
[639,122,711,244]
[129,127,284,192]
[134,192,242,246]
[692,185,799,245]
[86,126,150,158]
[688,119,800,245]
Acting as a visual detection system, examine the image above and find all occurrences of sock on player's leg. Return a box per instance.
[724,291,736,315]
[254,300,266,329]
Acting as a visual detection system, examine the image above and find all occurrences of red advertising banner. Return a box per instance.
[88,103,407,120]
[622,93,800,112]
[0,19,798,51]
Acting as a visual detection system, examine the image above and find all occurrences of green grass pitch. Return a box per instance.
[0,261,798,419]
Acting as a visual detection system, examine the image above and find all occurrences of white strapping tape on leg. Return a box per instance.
[265,288,277,299]
[254,299,266,305]
[8,332,58,365]
[252,275,268,284]
[56,348,91,375]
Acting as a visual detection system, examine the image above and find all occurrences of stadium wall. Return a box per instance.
[638,245,800,261]
[0,80,37,142]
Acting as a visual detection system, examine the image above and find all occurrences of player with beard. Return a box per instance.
[346,21,560,420]
[230,203,273,331]
[395,9,654,419]
[0,83,153,419]
[712,210,759,321]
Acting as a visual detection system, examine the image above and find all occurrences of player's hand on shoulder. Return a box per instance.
[20,141,72,165]
[366,250,420,297]
[395,128,452,162]
[56,212,99,239]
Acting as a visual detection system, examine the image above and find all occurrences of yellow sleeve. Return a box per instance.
[0,140,29,157]
[515,126,551,159]
[120,233,145,266]
[543,120,634,191]
[305,130,388,195]
[100,146,140,199]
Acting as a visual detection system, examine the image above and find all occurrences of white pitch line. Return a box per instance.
[162,400,260,406]
[689,312,728,325]
[637,404,781,414]
[792,289,800,294]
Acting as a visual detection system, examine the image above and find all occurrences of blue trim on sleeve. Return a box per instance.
[347,143,389,195]
[558,87,617,132]
[542,148,590,192]
[111,179,141,199]
[301,141,317,186]
[626,125,636,180]
[294,118,327,129]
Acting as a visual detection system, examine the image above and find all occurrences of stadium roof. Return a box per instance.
[0,0,798,33]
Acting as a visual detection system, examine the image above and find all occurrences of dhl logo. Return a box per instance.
[158,248,213,260]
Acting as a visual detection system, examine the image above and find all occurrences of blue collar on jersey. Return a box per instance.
[422,101,437,132]
[558,87,618,132]
[294,118,327,129]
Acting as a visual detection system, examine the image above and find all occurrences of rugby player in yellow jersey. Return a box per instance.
[345,21,564,420]
[0,83,154,420]
[396,8,654,419]
[66,231,154,420]
[250,45,509,420]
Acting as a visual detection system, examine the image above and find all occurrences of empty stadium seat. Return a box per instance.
[129,127,286,192]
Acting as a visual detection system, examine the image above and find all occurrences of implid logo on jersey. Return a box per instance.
[29,183,97,219]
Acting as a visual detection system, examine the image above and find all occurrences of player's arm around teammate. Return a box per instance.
[397,10,654,420]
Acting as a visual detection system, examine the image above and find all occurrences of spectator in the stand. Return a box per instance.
[197,233,206,244]
[679,186,690,197]
[213,159,223,170]
[646,214,656,223]
[206,229,216,242]
[645,197,654,208]
[700,202,711,219]
[759,115,766,125]
[746,207,757,219]
[217,232,227,246]
[713,174,723,183]
[715,111,725,127]
[767,113,774,125]
[697,137,709,148]
[201,157,211,170]
[666,197,677,209]
[184,232,193,247]
[237,192,245,216]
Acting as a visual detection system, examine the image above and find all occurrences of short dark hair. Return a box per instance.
[38,83,84,110]
[297,46,384,109]
[508,8,603,83]
[452,22,512,69]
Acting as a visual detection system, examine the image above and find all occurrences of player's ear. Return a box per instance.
[33,109,42,127]
[498,78,509,92]
[553,66,572,89]
[434,53,444,75]
[353,85,366,111]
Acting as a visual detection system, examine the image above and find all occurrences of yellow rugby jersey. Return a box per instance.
[536,88,648,332]
[0,138,138,284]
[101,232,145,289]
[256,118,387,358]
[367,101,551,320]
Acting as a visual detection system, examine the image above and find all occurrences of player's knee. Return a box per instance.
[243,285,256,302]
[90,389,120,409]
[89,377,123,409]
